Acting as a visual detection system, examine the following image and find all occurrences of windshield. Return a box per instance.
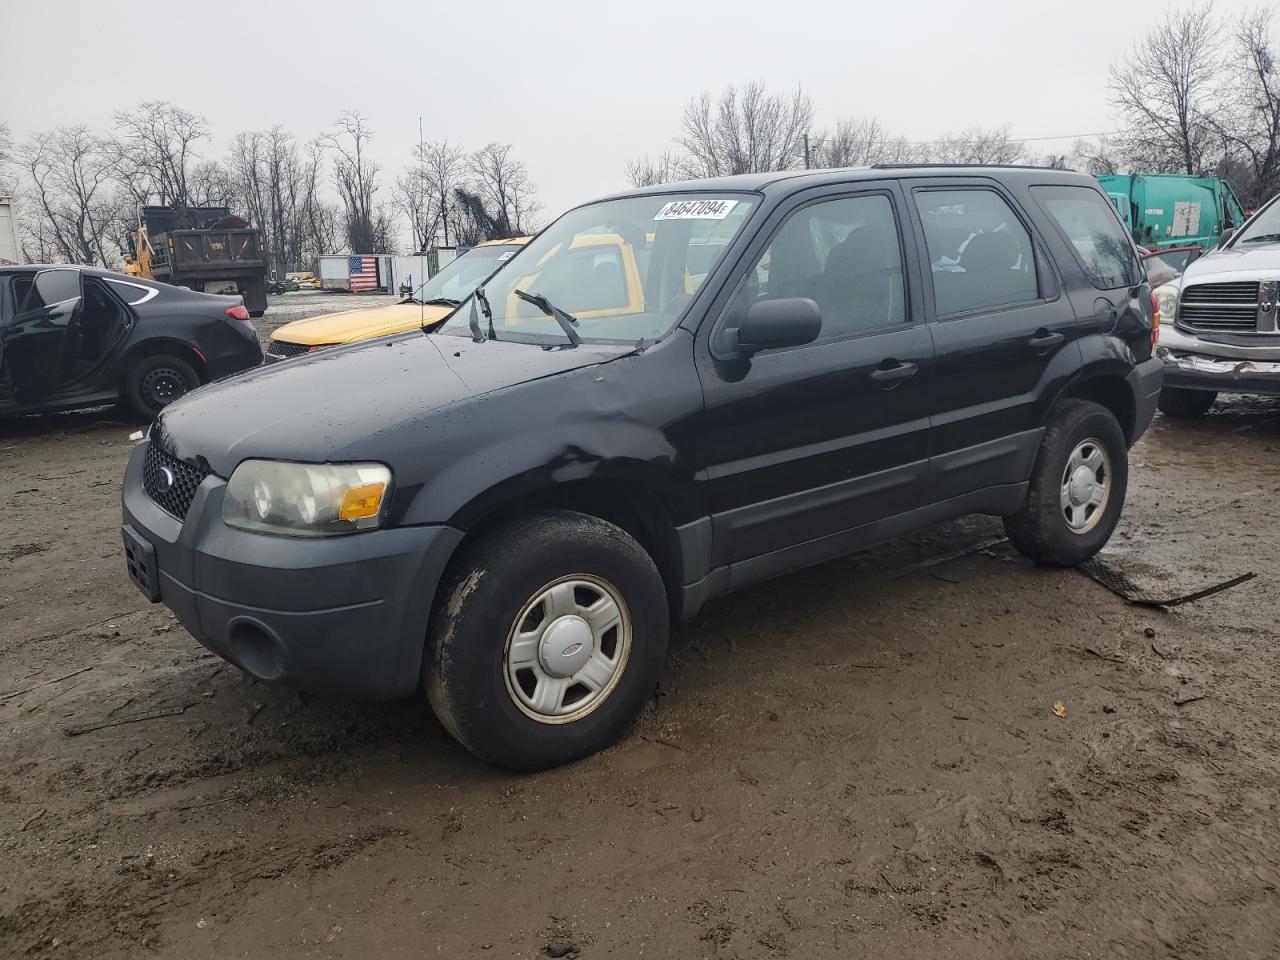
[409,244,522,303]
[439,193,757,344]
[1233,195,1280,244]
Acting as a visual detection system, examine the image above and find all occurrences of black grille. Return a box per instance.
[1179,282,1259,333]
[264,340,313,364]
[143,444,210,520]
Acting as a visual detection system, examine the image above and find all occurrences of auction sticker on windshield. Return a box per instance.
[654,199,739,221]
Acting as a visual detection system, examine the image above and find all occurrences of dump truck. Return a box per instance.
[124,206,269,316]
[1097,174,1245,253]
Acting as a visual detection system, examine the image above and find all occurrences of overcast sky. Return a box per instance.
[0,0,1264,226]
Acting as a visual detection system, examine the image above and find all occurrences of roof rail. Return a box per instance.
[869,162,1068,171]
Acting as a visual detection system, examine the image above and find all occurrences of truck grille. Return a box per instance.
[1179,282,1259,333]
[143,444,210,520]
[263,340,312,364]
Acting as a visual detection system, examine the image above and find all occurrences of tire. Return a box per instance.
[425,510,669,772]
[1003,400,1128,566]
[1158,386,1217,418]
[123,354,201,420]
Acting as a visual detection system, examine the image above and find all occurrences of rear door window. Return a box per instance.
[913,189,1040,316]
[1032,185,1141,289]
[20,269,82,312]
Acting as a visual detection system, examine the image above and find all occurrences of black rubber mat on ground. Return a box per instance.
[1079,557,1256,608]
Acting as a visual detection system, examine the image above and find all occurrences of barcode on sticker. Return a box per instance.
[654,199,739,221]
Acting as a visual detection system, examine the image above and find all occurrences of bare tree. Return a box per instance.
[188,159,233,206]
[1209,8,1280,205]
[0,122,12,192]
[1070,136,1121,175]
[395,147,442,253]
[300,138,338,261]
[811,117,918,168]
[110,101,211,208]
[470,142,539,236]
[415,140,467,246]
[624,150,683,187]
[21,126,119,265]
[676,82,813,177]
[920,125,1025,164]
[1109,5,1223,174]
[325,110,382,252]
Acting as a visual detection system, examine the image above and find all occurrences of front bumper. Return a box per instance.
[1157,325,1280,396]
[121,442,463,700]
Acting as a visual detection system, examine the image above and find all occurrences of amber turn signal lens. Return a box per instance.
[338,482,386,521]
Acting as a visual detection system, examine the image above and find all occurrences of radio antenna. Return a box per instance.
[419,115,426,329]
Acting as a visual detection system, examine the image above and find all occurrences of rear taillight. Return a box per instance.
[225,305,251,322]
[1150,290,1160,345]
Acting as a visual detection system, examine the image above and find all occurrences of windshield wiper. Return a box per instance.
[513,289,582,347]
[1241,233,1280,244]
[415,296,460,307]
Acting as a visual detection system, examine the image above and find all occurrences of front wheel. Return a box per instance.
[1158,387,1216,418]
[123,354,200,420]
[426,511,669,771]
[1004,399,1128,566]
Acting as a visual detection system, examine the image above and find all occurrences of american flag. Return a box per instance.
[348,255,379,292]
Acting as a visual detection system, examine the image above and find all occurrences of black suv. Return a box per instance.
[121,167,1162,770]
[1,265,263,419]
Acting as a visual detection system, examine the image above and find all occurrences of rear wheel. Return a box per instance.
[426,510,668,771]
[124,354,200,420]
[1157,386,1216,418]
[1004,400,1128,566]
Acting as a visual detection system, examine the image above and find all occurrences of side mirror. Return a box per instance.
[1219,227,1235,247]
[733,297,822,357]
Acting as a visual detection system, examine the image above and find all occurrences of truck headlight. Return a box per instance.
[223,460,392,536]
[1154,281,1180,323]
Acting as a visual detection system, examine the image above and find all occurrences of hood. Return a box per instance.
[1180,242,1280,285]
[270,301,453,346]
[154,332,628,476]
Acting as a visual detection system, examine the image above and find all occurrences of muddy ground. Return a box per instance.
[1,306,1278,958]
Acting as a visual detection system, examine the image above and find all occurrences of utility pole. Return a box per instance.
[803,132,811,170]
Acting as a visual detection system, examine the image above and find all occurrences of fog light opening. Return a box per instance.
[226,618,285,682]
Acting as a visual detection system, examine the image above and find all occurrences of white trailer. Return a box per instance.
[0,197,19,265]
[390,248,458,294]
[318,255,352,291]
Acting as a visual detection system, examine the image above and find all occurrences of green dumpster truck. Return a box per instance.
[1096,173,1245,252]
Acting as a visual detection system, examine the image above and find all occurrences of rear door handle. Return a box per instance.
[869,360,918,386]
[1027,331,1064,352]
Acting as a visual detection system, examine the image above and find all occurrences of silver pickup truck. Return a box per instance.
[1154,195,1280,416]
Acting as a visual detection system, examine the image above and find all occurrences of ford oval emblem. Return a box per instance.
[561,642,584,657]
[156,466,176,493]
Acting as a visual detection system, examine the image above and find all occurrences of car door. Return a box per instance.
[1028,183,1148,357]
[906,179,1080,502]
[689,182,934,581]
[1,268,83,404]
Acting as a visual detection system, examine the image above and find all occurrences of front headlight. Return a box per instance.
[223,460,392,537]
[1154,281,1180,323]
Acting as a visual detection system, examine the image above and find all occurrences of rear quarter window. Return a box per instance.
[1032,185,1141,289]
[105,278,159,306]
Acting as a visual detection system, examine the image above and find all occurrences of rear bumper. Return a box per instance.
[1157,325,1280,396]
[121,442,463,700]
[1127,356,1164,443]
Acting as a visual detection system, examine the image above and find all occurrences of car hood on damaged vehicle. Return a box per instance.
[153,332,630,476]
[1180,241,1280,283]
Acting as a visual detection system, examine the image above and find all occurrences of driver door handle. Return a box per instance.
[1027,330,1064,352]
[869,360,918,386]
